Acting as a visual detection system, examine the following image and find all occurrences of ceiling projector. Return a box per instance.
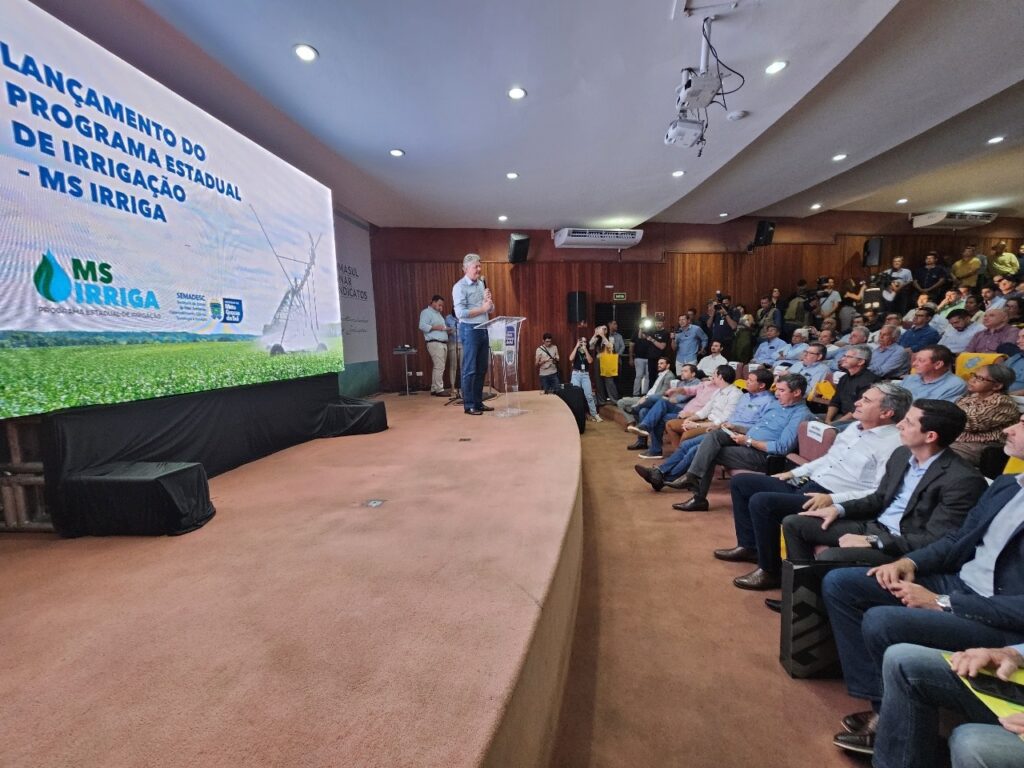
[675,69,722,111]
[664,117,705,147]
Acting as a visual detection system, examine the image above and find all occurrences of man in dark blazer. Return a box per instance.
[822,411,1024,757]
[783,399,987,566]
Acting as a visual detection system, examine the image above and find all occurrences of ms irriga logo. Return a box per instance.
[33,251,159,310]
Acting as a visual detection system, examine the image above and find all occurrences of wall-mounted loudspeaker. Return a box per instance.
[567,291,588,324]
[753,220,776,247]
[508,233,530,263]
[863,237,884,268]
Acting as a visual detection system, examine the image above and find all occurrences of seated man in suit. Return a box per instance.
[822,412,1024,756]
[715,383,909,591]
[869,642,1024,767]
[670,373,813,512]
[784,398,986,568]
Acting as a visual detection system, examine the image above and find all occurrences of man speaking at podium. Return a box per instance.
[453,253,494,416]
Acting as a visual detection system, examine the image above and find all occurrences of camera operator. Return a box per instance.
[816,277,842,323]
[639,318,671,388]
[887,255,914,314]
[705,293,739,356]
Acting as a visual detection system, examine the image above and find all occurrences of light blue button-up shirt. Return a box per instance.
[751,338,787,365]
[868,343,911,378]
[748,400,814,454]
[729,390,775,429]
[674,326,707,364]
[419,305,448,342]
[900,371,967,402]
[1005,352,1024,391]
[452,275,490,327]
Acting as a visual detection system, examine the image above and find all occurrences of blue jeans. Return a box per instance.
[821,568,1024,707]
[570,370,598,417]
[638,398,682,454]
[459,324,489,411]
[874,644,1022,768]
[658,434,706,479]
[540,372,560,393]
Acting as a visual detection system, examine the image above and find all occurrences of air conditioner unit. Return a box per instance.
[911,211,998,229]
[553,228,644,249]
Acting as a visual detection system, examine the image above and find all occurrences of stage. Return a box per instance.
[0,392,582,767]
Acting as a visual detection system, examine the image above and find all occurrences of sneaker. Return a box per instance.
[589,414,603,422]
[638,452,663,459]
[626,438,648,451]
[626,424,650,437]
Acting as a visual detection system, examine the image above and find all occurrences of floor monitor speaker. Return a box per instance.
[508,233,530,263]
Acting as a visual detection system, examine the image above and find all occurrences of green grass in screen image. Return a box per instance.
[0,339,344,419]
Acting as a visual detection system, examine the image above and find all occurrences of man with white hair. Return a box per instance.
[868,325,911,379]
[452,253,494,416]
[965,307,1018,353]
[780,328,810,361]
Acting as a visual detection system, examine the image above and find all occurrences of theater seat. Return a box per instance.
[956,352,1007,381]
[786,421,837,466]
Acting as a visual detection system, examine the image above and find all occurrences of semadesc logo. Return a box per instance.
[32,251,160,310]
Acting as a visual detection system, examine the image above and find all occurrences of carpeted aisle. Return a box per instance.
[550,421,862,768]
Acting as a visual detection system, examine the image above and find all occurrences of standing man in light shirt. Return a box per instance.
[672,314,707,375]
[452,253,494,416]
[419,294,451,396]
[715,383,909,590]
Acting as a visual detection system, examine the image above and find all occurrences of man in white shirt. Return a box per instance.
[696,339,728,377]
[713,382,911,590]
[938,309,984,354]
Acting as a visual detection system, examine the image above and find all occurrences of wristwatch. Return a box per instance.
[935,594,953,612]
[864,534,882,550]
[745,436,753,448]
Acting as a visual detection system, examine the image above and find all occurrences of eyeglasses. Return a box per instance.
[970,372,997,384]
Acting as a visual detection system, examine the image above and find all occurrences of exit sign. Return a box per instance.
[613,292,627,301]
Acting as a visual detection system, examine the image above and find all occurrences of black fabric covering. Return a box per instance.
[778,561,845,679]
[62,462,214,537]
[42,374,388,536]
[554,385,587,434]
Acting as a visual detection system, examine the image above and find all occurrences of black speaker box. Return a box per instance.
[863,237,883,268]
[567,291,588,324]
[754,220,776,247]
[508,233,530,263]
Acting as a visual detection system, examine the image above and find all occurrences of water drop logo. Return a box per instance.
[33,251,73,302]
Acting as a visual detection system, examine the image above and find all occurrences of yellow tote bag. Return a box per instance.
[599,352,619,378]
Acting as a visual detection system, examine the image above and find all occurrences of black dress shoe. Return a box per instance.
[833,717,877,755]
[634,464,664,491]
[626,438,648,450]
[675,473,699,491]
[713,546,759,563]
[764,598,782,613]
[732,568,781,591]
[465,408,483,415]
[841,711,878,735]
[672,496,709,511]
[479,404,494,412]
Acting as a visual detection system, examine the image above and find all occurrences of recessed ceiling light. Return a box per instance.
[505,172,519,180]
[832,153,848,162]
[719,212,728,218]
[765,61,788,74]
[507,87,527,100]
[810,203,822,210]
[389,149,405,157]
[293,44,319,62]
[896,198,909,204]
[987,135,1005,144]
[498,215,508,222]
[672,170,685,178]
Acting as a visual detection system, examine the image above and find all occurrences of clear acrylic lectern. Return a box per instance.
[482,316,527,417]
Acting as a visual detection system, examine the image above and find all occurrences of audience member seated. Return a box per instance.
[696,339,728,377]
[669,373,813,512]
[967,308,1019,353]
[869,313,903,342]
[784,399,984,575]
[629,365,739,460]
[824,345,878,426]
[983,286,1006,310]
[867,643,1024,767]
[635,369,776,491]
[779,328,810,361]
[898,306,941,351]
[868,325,911,379]
[1006,296,1024,329]
[821,414,1024,755]
[1003,328,1024,394]
[837,316,868,345]
[715,383,909,590]
[816,328,841,362]
[625,365,704,452]
[935,288,964,317]
[672,315,707,375]
[616,356,674,425]
[784,343,830,396]
[950,363,1020,465]
[937,308,983,354]
[750,325,786,366]
[900,345,967,402]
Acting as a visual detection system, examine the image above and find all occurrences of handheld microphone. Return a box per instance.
[480,275,487,289]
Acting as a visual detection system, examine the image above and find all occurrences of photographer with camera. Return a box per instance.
[639,318,671,387]
[704,293,739,356]
[569,335,602,422]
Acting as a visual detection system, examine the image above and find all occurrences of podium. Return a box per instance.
[482,316,527,417]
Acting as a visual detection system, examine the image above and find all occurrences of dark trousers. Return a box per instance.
[689,429,769,499]
[783,514,896,567]
[821,568,1024,707]
[595,375,619,405]
[728,473,829,574]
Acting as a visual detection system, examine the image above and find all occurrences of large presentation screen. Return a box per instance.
[0,1,343,420]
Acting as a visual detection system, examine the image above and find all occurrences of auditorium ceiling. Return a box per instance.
[34,0,1024,229]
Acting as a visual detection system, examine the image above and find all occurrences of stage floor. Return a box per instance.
[0,391,582,768]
